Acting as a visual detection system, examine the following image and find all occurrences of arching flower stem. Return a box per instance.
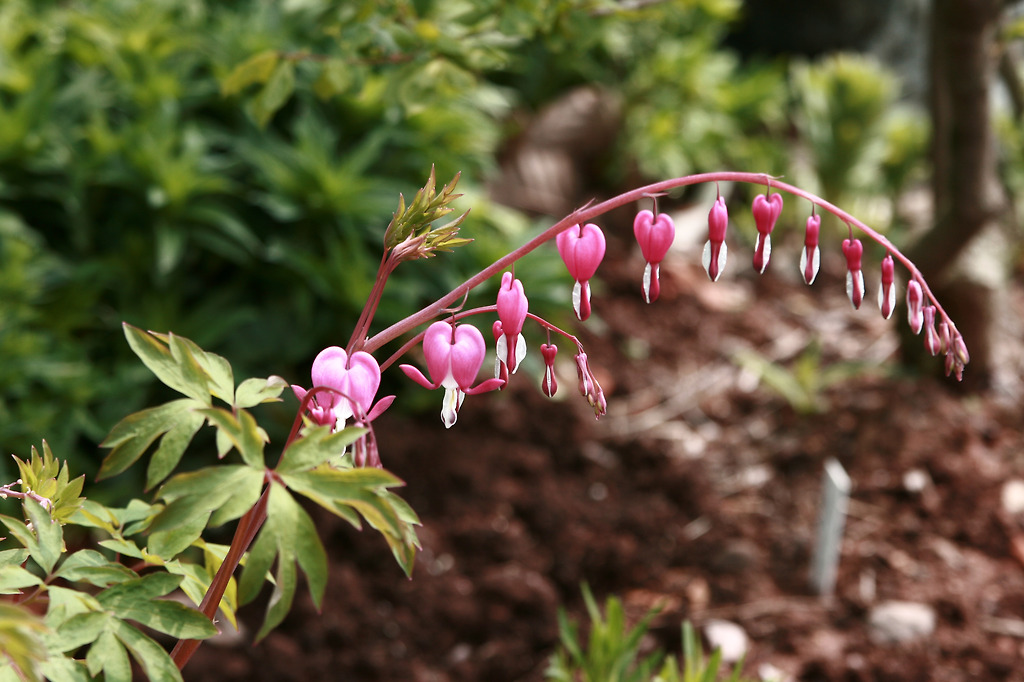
[363,172,962,359]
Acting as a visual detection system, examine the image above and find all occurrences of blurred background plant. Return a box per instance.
[546,584,753,682]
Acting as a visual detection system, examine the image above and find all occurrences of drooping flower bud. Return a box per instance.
[540,343,558,397]
[574,352,606,419]
[495,271,528,375]
[842,238,865,309]
[938,321,951,355]
[952,333,970,366]
[906,280,924,334]
[800,214,821,285]
[751,192,783,274]
[633,209,675,303]
[922,305,941,356]
[877,253,895,320]
[702,196,729,282]
[556,223,606,321]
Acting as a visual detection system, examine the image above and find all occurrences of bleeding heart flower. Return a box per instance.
[400,320,504,428]
[633,209,675,303]
[702,196,729,282]
[540,343,558,397]
[878,253,895,320]
[751,192,783,274]
[800,214,821,285]
[557,223,606,320]
[906,280,924,334]
[495,272,529,376]
[291,346,392,431]
[842,238,865,310]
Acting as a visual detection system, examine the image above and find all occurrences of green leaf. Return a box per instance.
[149,332,235,405]
[147,512,209,561]
[86,629,131,682]
[221,50,280,96]
[50,611,108,653]
[122,324,210,403]
[313,58,352,99]
[25,500,62,575]
[0,603,48,682]
[234,375,287,409]
[0,565,44,594]
[0,549,29,568]
[145,408,206,490]
[237,483,326,641]
[97,573,217,640]
[43,586,103,631]
[37,656,89,682]
[197,408,267,468]
[275,425,367,474]
[98,399,201,480]
[110,618,183,682]
[250,60,295,128]
[154,465,264,531]
[55,550,137,588]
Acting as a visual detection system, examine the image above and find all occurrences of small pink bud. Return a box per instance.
[906,280,924,334]
[878,253,895,320]
[800,214,821,285]
[701,196,729,282]
[938,321,951,355]
[574,352,606,419]
[751,192,783,274]
[922,306,941,356]
[540,343,558,397]
[633,210,675,303]
[952,333,970,366]
[557,223,606,321]
[842,238,865,309]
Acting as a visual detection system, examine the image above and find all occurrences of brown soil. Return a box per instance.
[188,222,1024,681]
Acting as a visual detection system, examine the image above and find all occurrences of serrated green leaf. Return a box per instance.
[250,60,295,128]
[98,399,200,480]
[122,324,210,403]
[197,408,267,468]
[110,618,183,682]
[0,565,43,594]
[55,550,136,588]
[145,409,206,490]
[275,425,366,474]
[86,629,131,682]
[25,499,62,575]
[234,375,287,409]
[221,50,279,96]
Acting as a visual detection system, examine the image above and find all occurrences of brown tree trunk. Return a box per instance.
[902,0,1007,389]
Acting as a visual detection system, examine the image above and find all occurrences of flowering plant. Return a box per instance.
[0,168,966,680]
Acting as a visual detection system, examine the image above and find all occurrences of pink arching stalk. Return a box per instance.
[363,172,966,376]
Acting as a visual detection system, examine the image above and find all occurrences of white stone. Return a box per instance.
[1001,479,1024,515]
[703,619,748,663]
[868,601,936,644]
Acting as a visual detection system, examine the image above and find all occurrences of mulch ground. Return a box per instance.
[188,216,1024,682]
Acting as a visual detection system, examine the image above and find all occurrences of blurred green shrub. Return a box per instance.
[0,0,789,467]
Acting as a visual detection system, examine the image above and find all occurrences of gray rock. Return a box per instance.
[868,601,936,644]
